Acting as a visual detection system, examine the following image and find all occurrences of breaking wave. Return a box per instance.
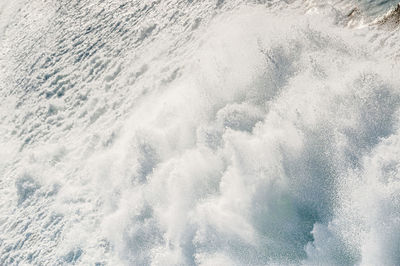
[1,0,400,265]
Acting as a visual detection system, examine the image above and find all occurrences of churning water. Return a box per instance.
[1,0,400,265]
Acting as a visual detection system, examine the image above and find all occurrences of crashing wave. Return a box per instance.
[1,0,400,265]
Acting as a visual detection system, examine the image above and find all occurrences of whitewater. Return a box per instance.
[1,0,400,265]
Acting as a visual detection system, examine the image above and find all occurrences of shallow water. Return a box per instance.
[1,0,400,265]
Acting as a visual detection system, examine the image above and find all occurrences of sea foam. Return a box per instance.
[1,1,400,265]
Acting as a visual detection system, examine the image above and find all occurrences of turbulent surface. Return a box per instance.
[1,0,400,265]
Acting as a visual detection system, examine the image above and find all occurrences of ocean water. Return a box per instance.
[359,0,398,16]
[1,0,400,265]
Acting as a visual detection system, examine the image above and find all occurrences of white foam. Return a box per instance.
[2,1,400,265]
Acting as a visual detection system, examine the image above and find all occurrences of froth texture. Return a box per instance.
[1,1,400,265]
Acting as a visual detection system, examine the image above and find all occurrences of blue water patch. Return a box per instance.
[357,0,399,17]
